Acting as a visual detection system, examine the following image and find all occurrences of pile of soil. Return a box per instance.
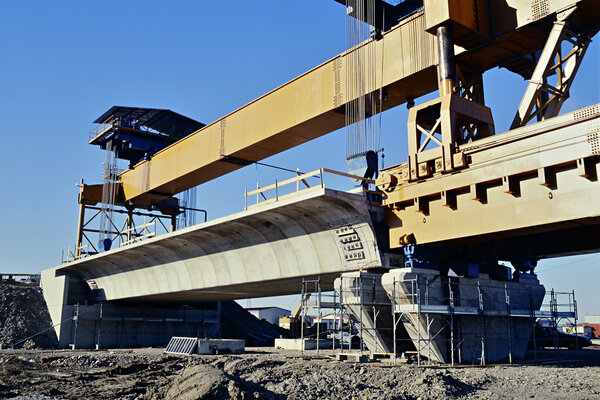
[0,286,57,350]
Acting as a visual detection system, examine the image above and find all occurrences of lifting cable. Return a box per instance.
[345,0,380,161]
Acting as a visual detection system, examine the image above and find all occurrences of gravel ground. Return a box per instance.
[0,347,599,399]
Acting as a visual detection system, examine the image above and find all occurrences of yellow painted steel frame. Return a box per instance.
[119,13,437,201]
[377,104,600,257]
[113,1,599,204]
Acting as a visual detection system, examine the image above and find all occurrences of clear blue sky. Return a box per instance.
[0,1,598,316]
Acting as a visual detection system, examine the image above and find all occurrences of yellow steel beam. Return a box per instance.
[120,13,437,201]
[118,3,600,202]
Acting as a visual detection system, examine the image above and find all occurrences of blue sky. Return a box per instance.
[0,1,598,316]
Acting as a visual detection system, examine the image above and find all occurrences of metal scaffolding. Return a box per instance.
[336,273,393,356]
[389,275,573,366]
[62,204,175,263]
[533,289,580,359]
[69,302,221,350]
[300,278,322,355]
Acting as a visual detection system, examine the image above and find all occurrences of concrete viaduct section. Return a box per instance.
[53,188,382,302]
[42,188,383,348]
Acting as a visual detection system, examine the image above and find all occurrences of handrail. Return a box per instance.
[120,221,157,247]
[61,244,90,264]
[244,168,375,210]
[245,169,323,197]
[122,220,156,235]
[88,113,122,142]
[89,123,114,143]
[321,168,375,185]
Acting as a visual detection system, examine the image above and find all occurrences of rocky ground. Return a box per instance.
[1,286,599,399]
[0,346,599,399]
[0,286,57,350]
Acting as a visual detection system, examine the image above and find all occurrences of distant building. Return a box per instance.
[566,325,594,338]
[584,316,600,324]
[245,307,291,325]
[581,316,600,338]
[311,313,350,331]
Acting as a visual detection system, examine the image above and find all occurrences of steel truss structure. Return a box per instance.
[63,201,175,263]
[512,16,591,129]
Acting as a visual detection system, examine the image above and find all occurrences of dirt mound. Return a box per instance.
[0,286,57,349]
[221,301,289,346]
[163,364,241,400]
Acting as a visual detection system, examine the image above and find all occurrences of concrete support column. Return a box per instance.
[335,270,411,354]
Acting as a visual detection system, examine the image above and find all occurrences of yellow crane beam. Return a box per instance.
[117,2,600,203]
[120,13,437,202]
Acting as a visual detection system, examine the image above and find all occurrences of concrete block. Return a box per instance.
[348,354,369,363]
[337,353,369,363]
[197,339,244,355]
[368,353,390,361]
[274,338,332,351]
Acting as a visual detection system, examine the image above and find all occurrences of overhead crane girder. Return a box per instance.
[110,1,599,207]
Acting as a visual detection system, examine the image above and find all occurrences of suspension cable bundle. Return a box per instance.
[344,0,381,162]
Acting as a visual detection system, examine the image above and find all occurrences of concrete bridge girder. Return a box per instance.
[46,188,383,304]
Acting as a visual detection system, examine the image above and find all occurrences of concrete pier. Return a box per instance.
[381,268,545,364]
[334,271,414,355]
[41,271,221,349]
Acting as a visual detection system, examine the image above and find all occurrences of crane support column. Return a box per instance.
[75,198,86,259]
[407,1,496,181]
[436,25,456,96]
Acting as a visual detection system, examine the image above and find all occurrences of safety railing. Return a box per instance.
[390,276,543,318]
[61,244,90,264]
[89,123,114,143]
[89,113,121,142]
[120,221,157,247]
[243,168,375,210]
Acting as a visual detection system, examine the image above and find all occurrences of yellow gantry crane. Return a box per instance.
[76,0,600,266]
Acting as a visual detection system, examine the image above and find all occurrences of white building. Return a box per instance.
[312,313,350,331]
[246,306,291,325]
